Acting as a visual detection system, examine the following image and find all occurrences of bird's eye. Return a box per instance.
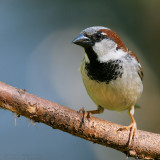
[93,32,103,42]
[91,32,103,42]
[96,32,101,38]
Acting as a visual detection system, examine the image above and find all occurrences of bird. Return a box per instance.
[72,26,143,145]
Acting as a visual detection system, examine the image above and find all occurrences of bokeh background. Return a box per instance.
[0,0,160,160]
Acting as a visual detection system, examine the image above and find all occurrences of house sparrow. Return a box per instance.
[72,26,143,145]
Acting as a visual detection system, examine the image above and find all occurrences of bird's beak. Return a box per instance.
[72,33,91,47]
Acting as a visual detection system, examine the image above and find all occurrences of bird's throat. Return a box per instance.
[84,47,98,64]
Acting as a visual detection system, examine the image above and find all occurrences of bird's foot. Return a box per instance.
[78,107,92,120]
[117,121,137,146]
[78,108,92,128]
[77,106,104,128]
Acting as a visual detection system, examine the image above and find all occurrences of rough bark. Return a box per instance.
[0,81,159,159]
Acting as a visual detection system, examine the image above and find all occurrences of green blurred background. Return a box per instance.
[0,0,160,160]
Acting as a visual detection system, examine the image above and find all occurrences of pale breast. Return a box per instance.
[80,57,143,111]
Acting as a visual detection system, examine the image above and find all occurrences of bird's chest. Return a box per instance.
[80,59,142,111]
[84,59,123,84]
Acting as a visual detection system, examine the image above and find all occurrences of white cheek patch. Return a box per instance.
[92,39,127,62]
[93,39,117,57]
[92,39,117,60]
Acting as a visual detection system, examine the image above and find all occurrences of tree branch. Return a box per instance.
[0,81,159,159]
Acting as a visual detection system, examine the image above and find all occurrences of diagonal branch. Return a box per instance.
[0,81,159,159]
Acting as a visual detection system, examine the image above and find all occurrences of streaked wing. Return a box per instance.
[138,64,144,81]
[128,50,144,81]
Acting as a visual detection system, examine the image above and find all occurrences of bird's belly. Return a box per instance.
[81,64,143,111]
[83,78,129,111]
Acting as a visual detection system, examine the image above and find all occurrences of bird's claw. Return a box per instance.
[117,122,137,146]
[78,107,92,123]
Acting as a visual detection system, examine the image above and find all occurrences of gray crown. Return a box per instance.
[81,26,110,35]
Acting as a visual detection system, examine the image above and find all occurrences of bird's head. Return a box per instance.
[72,26,127,62]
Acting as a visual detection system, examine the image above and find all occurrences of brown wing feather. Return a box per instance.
[128,50,139,62]
[128,50,143,81]
[138,65,144,81]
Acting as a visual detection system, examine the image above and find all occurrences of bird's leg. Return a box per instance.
[78,105,104,121]
[87,105,104,116]
[117,106,137,146]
